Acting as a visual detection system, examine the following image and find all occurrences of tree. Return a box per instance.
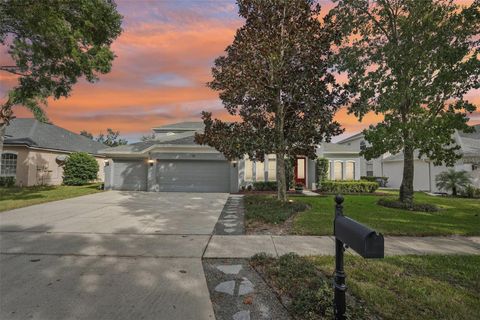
[0,0,122,157]
[316,158,329,185]
[140,133,156,141]
[96,128,128,147]
[331,0,479,207]
[63,152,99,185]
[79,128,127,146]
[195,0,345,202]
[80,130,94,139]
[435,169,472,196]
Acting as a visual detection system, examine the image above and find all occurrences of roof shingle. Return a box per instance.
[5,118,108,155]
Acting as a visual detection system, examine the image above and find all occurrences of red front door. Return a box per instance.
[294,157,306,186]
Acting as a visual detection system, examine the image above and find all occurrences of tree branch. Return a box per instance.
[350,0,393,42]
[0,66,27,76]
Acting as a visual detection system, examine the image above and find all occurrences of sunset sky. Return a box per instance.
[1,0,478,142]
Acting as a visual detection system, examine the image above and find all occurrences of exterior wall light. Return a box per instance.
[104,160,110,166]
[148,159,155,166]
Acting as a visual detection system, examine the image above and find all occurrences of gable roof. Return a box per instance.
[101,130,200,155]
[336,132,364,144]
[5,118,108,156]
[457,124,480,158]
[152,121,205,131]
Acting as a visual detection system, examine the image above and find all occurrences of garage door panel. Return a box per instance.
[157,160,230,192]
[113,161,147,191]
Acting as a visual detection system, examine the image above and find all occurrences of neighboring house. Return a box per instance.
[1,118,108,186]
[102,122,318,192]
[334,125,480,192]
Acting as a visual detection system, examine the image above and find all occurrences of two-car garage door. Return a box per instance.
[156,160,230,192]
[111,159,231,192]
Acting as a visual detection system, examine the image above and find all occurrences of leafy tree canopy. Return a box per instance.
[196,0,346,201]
[331,0,479,205]
[0,0,123,124]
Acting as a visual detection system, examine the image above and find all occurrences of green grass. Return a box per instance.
[293,191,480,236]
[252,253,480,320]
[245,195,309,224]
[0,184,102,212]
[312,255,480,320]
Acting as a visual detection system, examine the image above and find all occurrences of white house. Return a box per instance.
[332,125,480,192]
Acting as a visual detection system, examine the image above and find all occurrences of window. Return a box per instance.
[345,161,355,180]
[360,140,366,151]
[256,161,265,181]
[334,161,343,180]
[366,161,373,177]
[268,155,276,181]
[327,161,332,180]
[245,159,253,180]
[1,153,17,177]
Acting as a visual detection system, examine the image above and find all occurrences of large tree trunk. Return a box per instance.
[0,123,5,175]
[399,144,414,207]
[276,151,287,202]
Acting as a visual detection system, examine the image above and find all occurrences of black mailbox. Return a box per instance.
[334,215,384,259]
[332,195,385,320]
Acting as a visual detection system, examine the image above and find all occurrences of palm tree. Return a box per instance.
[435,169,472,196]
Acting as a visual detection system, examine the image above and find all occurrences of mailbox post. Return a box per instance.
[333,194,384,320]
[334,195,347,320]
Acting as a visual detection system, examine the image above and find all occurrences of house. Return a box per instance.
[1,118,108,186]
[333,125,480,192]
[102,121,317,192]
[102,121,479,193]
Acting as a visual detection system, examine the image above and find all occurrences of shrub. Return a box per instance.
[253,181,277,191]
[316,158,329,185]
[435,169,472,196]
[63,152,99,186]
[360,176,388,187]
[0,176,15,187]
[319,180,379,193]
[378,198,438,212]
[459,185,480,198]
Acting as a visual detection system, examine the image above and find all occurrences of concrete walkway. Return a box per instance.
[204,235,480,258]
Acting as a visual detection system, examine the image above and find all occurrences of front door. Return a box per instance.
[294,157,306,186]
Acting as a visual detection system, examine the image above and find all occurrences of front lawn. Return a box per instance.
[244,195,309,233]
[293,191,480,236]
[0,184,102,212]
[252,253,480,320]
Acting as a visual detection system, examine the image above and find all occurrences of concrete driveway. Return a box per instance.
[0,191,229,320]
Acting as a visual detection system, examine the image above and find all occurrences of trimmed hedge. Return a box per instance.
[360,176,388,187]
[63,152,99,186]
[319,180,379,193]
[377,198,439,212]
[253,181,277,191]
[0,176,15,187]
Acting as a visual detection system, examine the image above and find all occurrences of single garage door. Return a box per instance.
[113,160,148,191]
[156,160,230,192]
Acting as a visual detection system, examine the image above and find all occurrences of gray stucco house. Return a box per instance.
[101,122,317,192]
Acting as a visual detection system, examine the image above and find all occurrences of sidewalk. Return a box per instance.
[204,235,480,258]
